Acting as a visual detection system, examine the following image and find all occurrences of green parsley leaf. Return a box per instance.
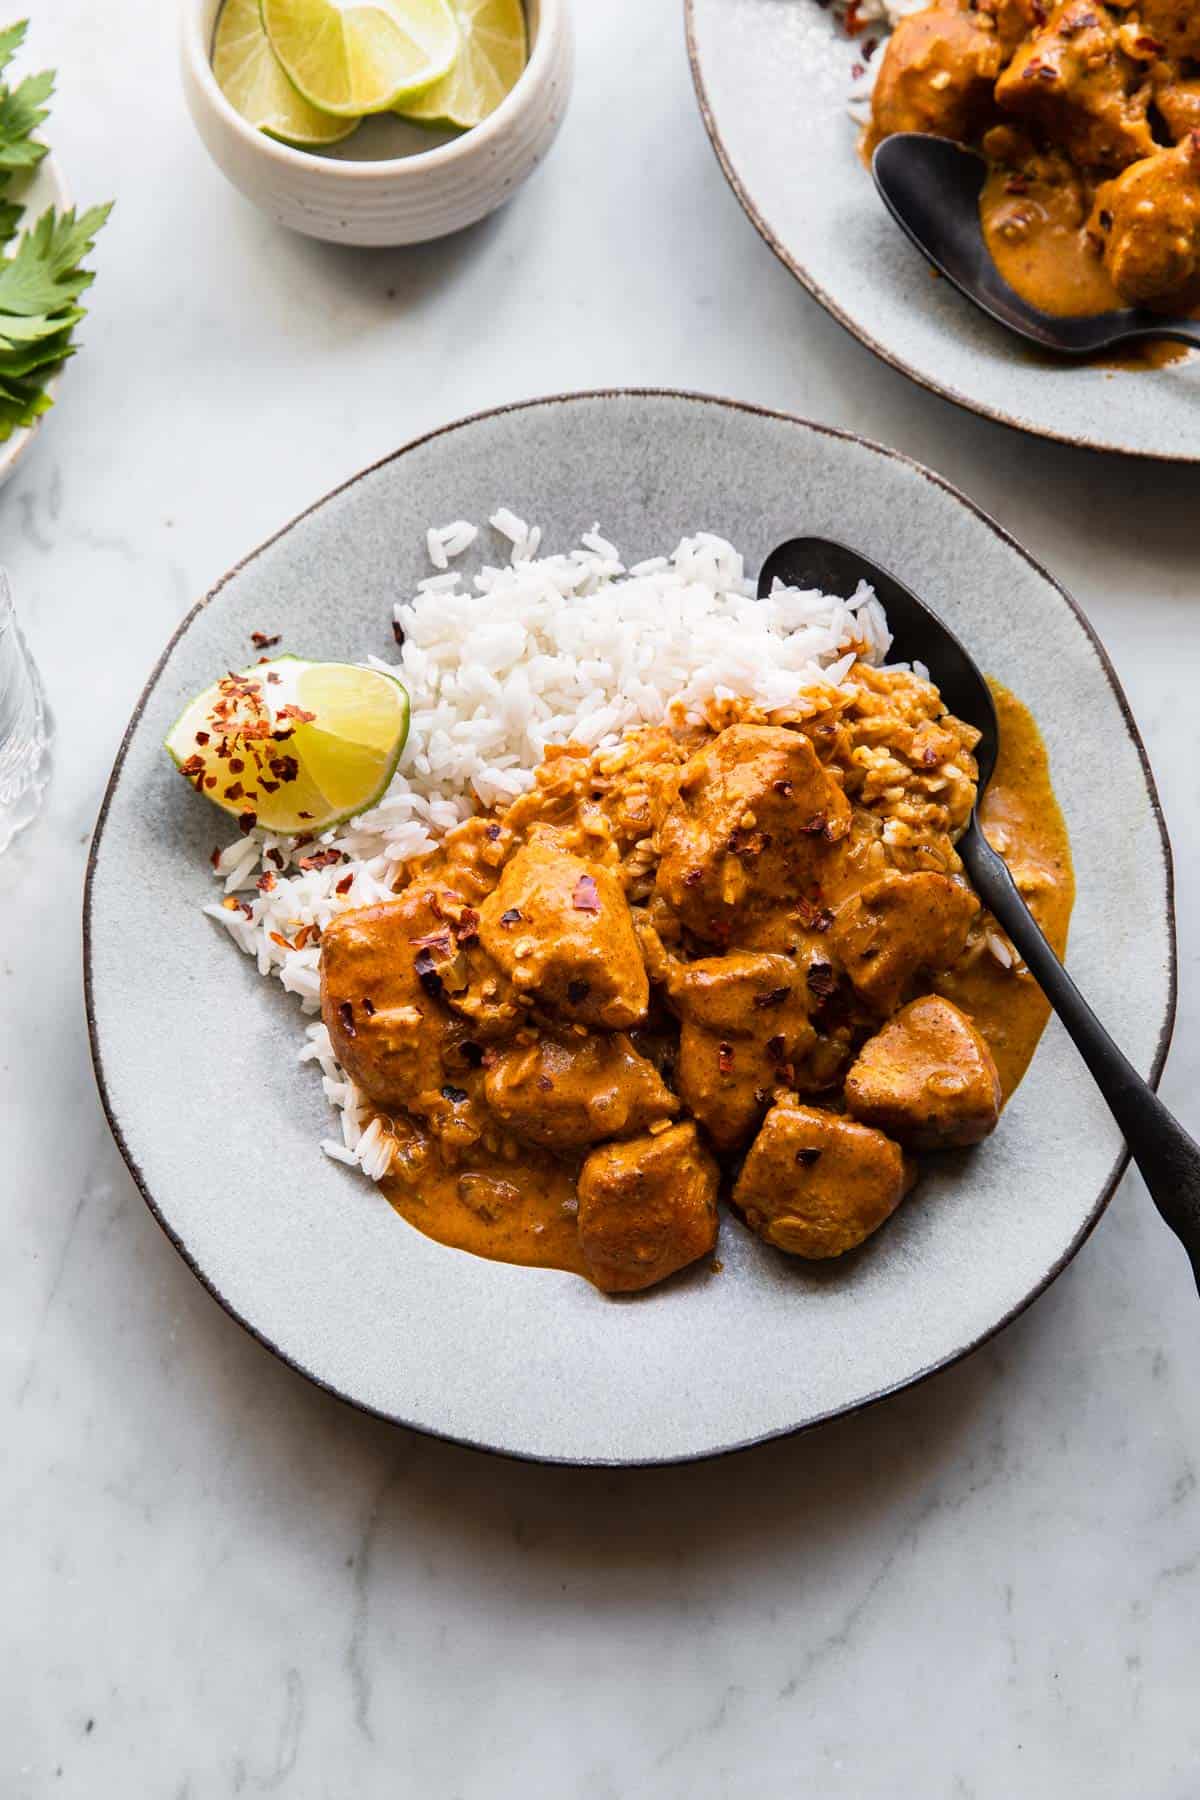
[0,202,112,315]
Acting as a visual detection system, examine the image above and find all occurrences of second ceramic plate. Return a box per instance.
[686,0,1200,462]
[86,392,1174,1464]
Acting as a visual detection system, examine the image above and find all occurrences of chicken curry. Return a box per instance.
[319,671,1073,1295]
[868,0,1200,333]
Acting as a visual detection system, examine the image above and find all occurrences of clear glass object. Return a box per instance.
[0,569,52,854]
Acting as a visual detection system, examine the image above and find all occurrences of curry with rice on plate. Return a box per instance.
[174,522,1074,1299]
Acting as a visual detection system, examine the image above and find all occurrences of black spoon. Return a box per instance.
[758,535,1200,1291]
[872,133,1200,357]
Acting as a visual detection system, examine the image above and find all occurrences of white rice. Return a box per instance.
[203,518,895,1181]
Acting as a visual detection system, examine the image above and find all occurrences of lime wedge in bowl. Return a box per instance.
[165,658,410,835]
[213,0,360,146]
[396,0,527,129]
[261,0,460,117]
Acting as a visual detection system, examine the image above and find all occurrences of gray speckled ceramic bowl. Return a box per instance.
[85,392,1174,1465]
[686,0,1200,462]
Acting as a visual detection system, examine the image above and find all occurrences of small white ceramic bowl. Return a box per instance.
[180,0,573,247]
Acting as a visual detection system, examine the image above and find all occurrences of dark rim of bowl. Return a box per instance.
[83,388,1179,1468]
[683,0,1200,466]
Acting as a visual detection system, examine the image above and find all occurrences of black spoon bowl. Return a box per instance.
[759,535,1200,1292]
[872,133,1200,357]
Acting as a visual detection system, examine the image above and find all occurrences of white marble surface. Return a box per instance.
[4,1,1199,1793]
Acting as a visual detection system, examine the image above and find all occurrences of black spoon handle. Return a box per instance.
[1121,319,1200,350]
[960,820,1200,1292]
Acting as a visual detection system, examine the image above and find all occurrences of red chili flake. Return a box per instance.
[683,868,704,889]
[196,731,210,747]
[266,671,282,685]
[797,898,834,933]
[268,848,285,869]
[298,812,313,821]
[298,849,342,871]
[251,631,281,650]
[204,778,217,791]
[499,908,522,927]
[454,907,480,944]
[717,1041,735,1074]
[410,929,453,953]
[335,874,354,896]
[486,823,502,842]
[277,703,317,725]
[269,755,299,784]
[862,34,878,57]
[238,811,258,835]
[845,0,864,32]
[440,1085,469,1105]
[807,962,837,999]
[392,620,405,646]
[795,1147,822,1167]
[210,847,221,870]
[256,871,277,894]
[414,948,444,999]
[572,873,601,914]
[566,979,591,1006]
[228,757,245,774]
[729,828,772,857]
[798,812,828,836]
[269,930,294,950]
[338,1000,357,1038]
[362,996,376,1017]
[772,780,794,797]
[224,782,244,802]
[766,1035,786,1061]
[535,1074,554,1091]
[180,753,204,780]
[753,986,790,1010]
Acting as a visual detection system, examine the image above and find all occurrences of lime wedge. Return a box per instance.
[165,658,410,835]
[396,0,527,129]
[261,0,460,117]
[213,0,360,147]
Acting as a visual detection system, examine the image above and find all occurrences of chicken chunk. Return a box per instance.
[656,724,850,943]
[871,0,1006,144]
[995,0,1155,172]
[844,995,1002,1148]
[1153,75,1200,144]
[484,1032,679,1150]
[668,951,817,1150]
[1089,133,1200,304]
[320,891,492,1153]
[1138,0,1200,63]
[477,838,649,1030]
[832,871,979,1014]
[733,1102,916,1259]
[577,1123,720,1293]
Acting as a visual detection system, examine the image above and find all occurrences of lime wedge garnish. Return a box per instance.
[165,658,410,835]
[396,0,527,129]
[213,0,360,147]
[261,0,460,117]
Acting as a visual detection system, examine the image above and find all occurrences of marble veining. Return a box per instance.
[4,0,1199,1794]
